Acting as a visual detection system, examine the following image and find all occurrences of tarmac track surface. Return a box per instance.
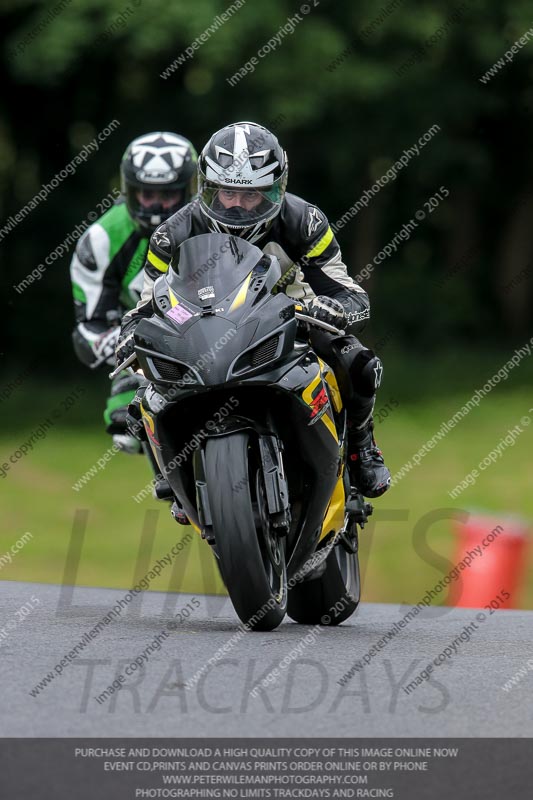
[1,581,532,736]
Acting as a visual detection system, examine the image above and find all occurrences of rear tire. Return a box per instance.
[287,534,360,625]
[205,432,287,631]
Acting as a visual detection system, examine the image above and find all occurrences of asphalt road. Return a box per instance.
[1,580,532,737]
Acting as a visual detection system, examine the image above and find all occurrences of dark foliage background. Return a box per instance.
[2,0,533,378]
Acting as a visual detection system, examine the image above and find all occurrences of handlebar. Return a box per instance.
[295,312,345,336]
[108,352,137,379]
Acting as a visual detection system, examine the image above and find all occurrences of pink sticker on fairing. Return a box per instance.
[166,305,194,324]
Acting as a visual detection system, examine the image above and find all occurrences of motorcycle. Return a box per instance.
[112,233,372,631]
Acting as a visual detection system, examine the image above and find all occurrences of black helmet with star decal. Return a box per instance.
[198,122,288,243]
[121,132,197,233]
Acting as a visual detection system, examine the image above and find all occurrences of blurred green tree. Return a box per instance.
[2,0,533,373]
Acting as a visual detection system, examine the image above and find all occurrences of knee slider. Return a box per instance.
[349,351,383,397]
[319,335,364,400]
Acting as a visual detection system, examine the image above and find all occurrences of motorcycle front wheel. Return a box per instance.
[205,431,287,631]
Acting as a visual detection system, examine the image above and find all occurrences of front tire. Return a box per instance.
[205,432,287,631]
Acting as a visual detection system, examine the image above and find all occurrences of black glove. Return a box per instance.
[115,332,136,368]
[308,296,346,329]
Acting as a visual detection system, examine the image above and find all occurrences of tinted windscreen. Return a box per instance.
[167,233,263,304]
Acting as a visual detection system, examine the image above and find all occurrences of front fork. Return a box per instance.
[257,434,291,533]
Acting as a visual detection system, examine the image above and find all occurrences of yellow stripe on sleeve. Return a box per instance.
[305,226,334,259]
[147,249,170,273]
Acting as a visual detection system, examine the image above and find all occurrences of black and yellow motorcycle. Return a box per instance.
[114,233,372,631]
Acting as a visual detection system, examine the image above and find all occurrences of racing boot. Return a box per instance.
[347,416,391,498]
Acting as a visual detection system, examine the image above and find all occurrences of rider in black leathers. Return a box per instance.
[117,122,391,498]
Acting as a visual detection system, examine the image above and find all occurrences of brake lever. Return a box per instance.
[295,312,345,337]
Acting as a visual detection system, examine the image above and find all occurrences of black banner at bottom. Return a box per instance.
[0,738,531,799]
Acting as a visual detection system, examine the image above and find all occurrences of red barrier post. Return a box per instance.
[449,514,530,608]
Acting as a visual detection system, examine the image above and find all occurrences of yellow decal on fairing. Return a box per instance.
[228,271,253,312]
[168,288,179,307]
[140,403,169,479]
[140,403,154,431]
[318,358,343,413]
[140,402,161,448]
[319,471,346,541]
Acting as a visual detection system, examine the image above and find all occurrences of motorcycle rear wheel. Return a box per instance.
[287,531,360,625]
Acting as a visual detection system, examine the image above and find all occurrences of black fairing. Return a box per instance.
[135,233,298,387]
